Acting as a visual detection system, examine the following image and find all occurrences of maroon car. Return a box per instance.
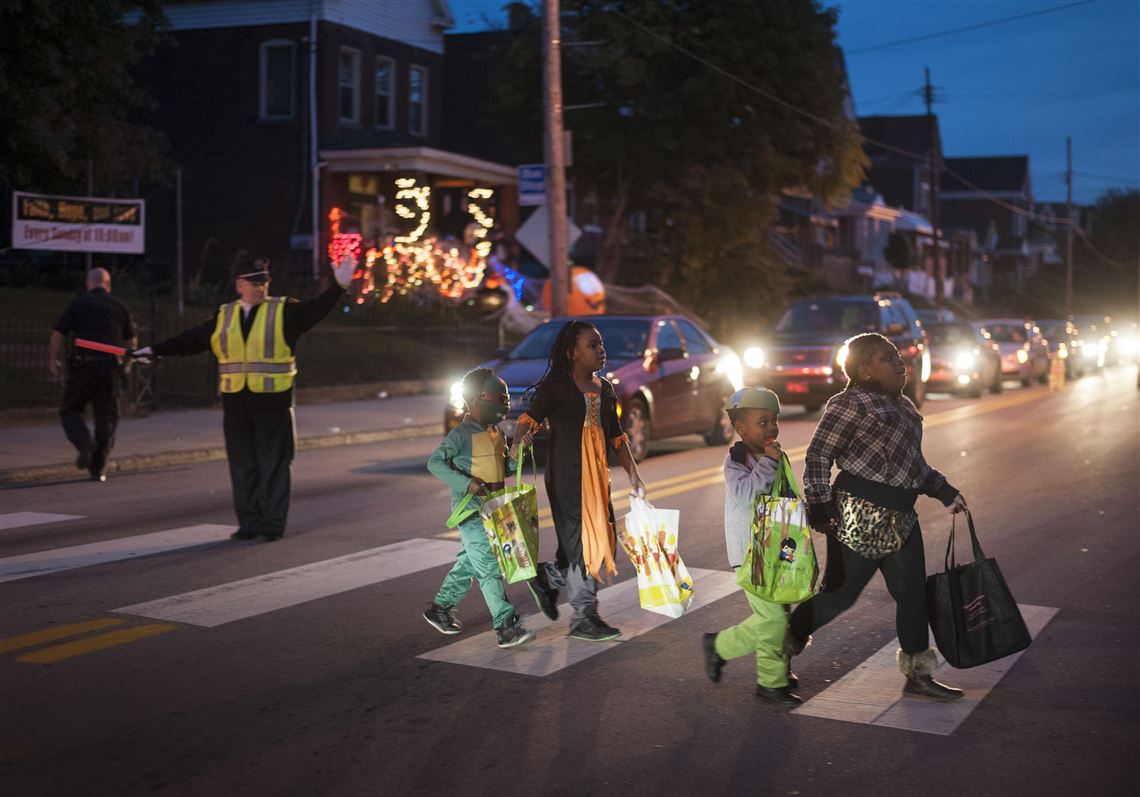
[443,315,744,461]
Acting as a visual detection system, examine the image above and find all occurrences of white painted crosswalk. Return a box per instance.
[418,568,739,677]
[0,512,85,531]
[0,524,235,583]
[115,538,461,627]
[792,604,1058,735]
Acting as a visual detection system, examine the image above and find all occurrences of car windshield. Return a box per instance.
[509,319,651,361]
[775,301,879,333]
[985,323,1028,343]
[1038,323,1066,338]
[928,325,973,345]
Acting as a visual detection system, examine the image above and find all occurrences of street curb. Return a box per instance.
[0,422,441,484]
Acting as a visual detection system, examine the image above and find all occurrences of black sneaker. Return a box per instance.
[756,685,803,708]
[495,614,535,648]
[702,633,726,682]
[75,447,92,471]
[231,528,258,541]
[569,615,621,642]
[526,577,559,621]
[423,603,462,635]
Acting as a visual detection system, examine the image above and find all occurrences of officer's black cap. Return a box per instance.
[233,257,271,283]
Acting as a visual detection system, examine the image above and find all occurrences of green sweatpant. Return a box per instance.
[435,515,514,628]
[714,588,790,688]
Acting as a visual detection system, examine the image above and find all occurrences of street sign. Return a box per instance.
[517,164,546,207]
[11,191,145,254]
[515,204,581,270]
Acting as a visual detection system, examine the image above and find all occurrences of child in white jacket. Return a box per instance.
[702,387,802,708]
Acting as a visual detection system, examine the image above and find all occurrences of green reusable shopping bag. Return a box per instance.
[735,455,820,604]
[445,447,540,584]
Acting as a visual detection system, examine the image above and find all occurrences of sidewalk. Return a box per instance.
[0,391,448,483]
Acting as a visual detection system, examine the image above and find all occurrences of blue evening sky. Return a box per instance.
[446,0,1139,205]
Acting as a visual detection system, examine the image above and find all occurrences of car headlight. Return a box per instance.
[1058,343,1069,359]
[1016,349,1029,364]
[716,353,744,391]
[920,350,931,382]
[954,351,976,370]
[835,343,850,369]
[1081,343,1098,359]
[743,346,765,369]
[448,380,466,411]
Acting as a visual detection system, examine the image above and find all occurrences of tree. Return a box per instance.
[491,0,866,332]
[0,0,168,192]
[1075,189,1139,317]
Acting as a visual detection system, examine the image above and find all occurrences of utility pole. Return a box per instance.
[924,67,944,309]
[86,159,94,274]
[1065,136,1074,318]
[175,167,184,316]
[309,10,321,283]
[543,0,569,316]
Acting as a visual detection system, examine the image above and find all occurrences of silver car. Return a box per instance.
[976,319,1049,387]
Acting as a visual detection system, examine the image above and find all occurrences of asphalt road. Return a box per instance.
[1,367,1137,796]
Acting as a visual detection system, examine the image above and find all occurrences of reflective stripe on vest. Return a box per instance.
[209,298,297,394]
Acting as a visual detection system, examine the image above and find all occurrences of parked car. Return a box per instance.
[975,319,1049,386]
[1037,319,1084,379]
[443,315,743,462]
[741,292,930,411]
[923,322,1002,397]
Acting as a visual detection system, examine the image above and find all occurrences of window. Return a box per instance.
[655,320,682,352]
[338,48,361,124]
[408,65,427,136]
[676,320,712,354]
[259,41,295,120]
[374,56,394,129]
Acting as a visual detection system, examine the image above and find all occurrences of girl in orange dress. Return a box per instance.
[511,321,647,641]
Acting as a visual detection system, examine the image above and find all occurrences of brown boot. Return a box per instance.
[897,648,964,702]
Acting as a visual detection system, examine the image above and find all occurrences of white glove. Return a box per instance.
[130,346,154,363]
[333,255,355,288]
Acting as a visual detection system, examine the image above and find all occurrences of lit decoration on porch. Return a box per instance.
[393,178,431,244]
[330,183,501,305]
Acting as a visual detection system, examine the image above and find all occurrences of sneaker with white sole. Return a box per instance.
[568,615,621,642]
[423,603,461,635]
[495,613,535,648]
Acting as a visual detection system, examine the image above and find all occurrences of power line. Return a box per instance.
[1072,170,1140,185]
[845,0,1098,56]
[610,8,1082,227]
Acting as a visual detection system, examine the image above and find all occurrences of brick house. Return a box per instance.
[137,0,518,290]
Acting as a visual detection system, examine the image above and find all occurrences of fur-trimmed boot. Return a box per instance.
[897,648,964,702]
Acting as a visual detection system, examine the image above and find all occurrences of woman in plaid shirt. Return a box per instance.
[786,333,969,702]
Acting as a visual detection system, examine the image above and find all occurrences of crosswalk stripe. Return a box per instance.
[1,512,85,531]
[16,624,179,665]
[114,538,461,627]
[0,524,235,583]
[417,568,738,677]
[0,618,125,654]
[792,604,1058,735]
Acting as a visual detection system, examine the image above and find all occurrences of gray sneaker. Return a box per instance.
[496,613,535,648]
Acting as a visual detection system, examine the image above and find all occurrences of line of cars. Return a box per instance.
[442,303,1135,462]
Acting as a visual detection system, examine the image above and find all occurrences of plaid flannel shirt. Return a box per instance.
[803,385,948,510]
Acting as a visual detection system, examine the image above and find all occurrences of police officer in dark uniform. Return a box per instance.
[133,257,353,541]
[49,267,138,481]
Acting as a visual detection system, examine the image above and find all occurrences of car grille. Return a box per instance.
[769,347,834,366]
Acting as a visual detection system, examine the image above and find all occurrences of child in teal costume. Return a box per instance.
[424,367,552,649]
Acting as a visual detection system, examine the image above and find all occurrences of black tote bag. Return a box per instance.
[926,510,1031,669]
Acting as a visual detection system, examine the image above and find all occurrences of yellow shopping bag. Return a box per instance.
[619,497,694,618]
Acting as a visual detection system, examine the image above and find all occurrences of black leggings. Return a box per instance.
[789,524,929,654]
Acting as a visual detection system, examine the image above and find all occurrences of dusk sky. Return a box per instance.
[447,0,1140,206]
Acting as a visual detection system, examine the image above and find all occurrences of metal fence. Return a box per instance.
[0,319,503,411]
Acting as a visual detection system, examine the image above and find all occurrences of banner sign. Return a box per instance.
[11,191,146,254]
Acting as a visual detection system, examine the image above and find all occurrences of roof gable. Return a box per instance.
[941,156,1029,193]
[858,115,942,162]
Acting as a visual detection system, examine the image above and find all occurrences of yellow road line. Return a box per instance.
[0,618,125,654]
[16,624,178,665]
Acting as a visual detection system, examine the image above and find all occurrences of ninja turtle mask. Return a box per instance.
[470,375,510,426]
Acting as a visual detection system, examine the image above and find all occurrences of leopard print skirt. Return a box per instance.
[834,489,917,559]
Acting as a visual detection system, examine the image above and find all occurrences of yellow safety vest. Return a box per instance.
[210,298,297,393]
